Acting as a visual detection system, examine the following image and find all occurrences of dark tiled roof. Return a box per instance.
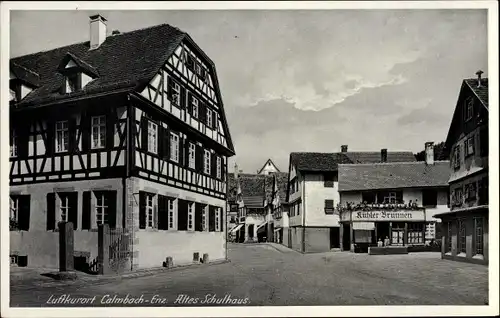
[242,196,265,208]
[290,151,416,172]
[290,152,351,172]
[58,52,100,78]
[344,152,416,164]
[10,62,40,87]
[338,161,451,191]
[11,23,186,107]
[464,78,488,108]
[239,175,267,198]
[264,175,275,203]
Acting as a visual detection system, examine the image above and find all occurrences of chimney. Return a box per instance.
[89,14,107,50]
[341,145,348,153]
[425,142,435,165]
[475,70,483,88]
[381,149,388,163]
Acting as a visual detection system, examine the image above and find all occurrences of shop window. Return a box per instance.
[457,219,466,254]
[422,189,438,207]
[407,223,424,244]
[474,217,484,256]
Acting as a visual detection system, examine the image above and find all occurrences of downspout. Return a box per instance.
[301,174,306,253]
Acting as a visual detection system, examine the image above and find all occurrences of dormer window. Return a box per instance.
[9,63,39,104]
[57,53,99,94]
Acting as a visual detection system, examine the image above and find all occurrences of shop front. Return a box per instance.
[339,208,427,252]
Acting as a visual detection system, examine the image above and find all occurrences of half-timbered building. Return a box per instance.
[9,14,235,270]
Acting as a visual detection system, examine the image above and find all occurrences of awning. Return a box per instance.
[229,224,243,234]
[353,222,375,230]
[257,221,268,233]
[257,221,267,230]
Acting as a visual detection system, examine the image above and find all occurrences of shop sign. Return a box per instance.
[351,210,425,222]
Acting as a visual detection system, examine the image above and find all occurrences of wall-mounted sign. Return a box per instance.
[350,210,425,222]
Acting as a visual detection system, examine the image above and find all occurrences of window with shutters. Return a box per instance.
[91,115,106,149]
[170,133,179,162]
[55,121,69,153]
[202,206,208,231]
[324,199,335,214]
[168,198,177,230]
[464,136,475,157]
[215,207,221,232]
[204,150,211,175]
[188,202,194,231]
[146,194,155,228]
[60,194,70,222]
[172,82,181,105]
[10,196,19,223]
[192,97,199,119]
[216,156,222,179]
[147,121,158,154]
[96,193,109,226]
[453,145,460,169]
[188,143,196,169]
[10,130,17,157]
[206,108,213,128]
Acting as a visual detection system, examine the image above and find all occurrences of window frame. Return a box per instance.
[453,145,461,169]
[206,108,213,128]
[147,121,158,154]
[457,218,466,254]
[168,198,177,230]
[324,199,335,214]
[384,192,397,204]
[465,97,474,122]
[10,129,17,157]
[91,115,106,149]
[10,196,19,222]
[172,82,181,106]
[204,149,211,175]
[465,136,475,157]
[187,202,195,231]
[59,194,70,223]
[202,206,208,231]
[170,132,180,163]
[215,207,221,232]
[188,142,196,169]
[192,97,199,119]
[447,221,452,253]
[146,193,155,229]
[55,120,69,153]
[323,173,334,188]
[216,156,222,179]
[474,217,484,256]
[95,193,109,226]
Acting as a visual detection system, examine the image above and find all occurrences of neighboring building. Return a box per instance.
[226,171,239,236]
[435,71,489,265]
[284,146,416,253]
[9,15,235,270]
[271,172,290,245]
[338,143,450,252]
[257,158,281,175]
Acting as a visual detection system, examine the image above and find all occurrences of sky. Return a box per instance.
[10,9,488,173]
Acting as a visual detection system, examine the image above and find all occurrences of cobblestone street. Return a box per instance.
[10,243,488,307]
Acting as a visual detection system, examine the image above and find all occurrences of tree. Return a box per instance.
[414,141,448,161]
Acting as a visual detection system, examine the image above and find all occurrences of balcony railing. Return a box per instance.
[337,201,425,213]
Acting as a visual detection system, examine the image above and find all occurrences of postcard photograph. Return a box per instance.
[1,1,498,317]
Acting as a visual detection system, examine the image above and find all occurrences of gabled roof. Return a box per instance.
[11,22,235,154]
[238,174,267,198]
[464,78,488,109]
[57,52,100,78]
[338,161,451,191]
[257,158,280,174]
[11,24,185,107]
[445,78,489,149]
[10,62,40,87]
[290,151,416,172]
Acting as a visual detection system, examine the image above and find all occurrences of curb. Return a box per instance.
[80,259,231,283]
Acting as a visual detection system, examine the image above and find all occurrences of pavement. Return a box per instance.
[9,243,489,306]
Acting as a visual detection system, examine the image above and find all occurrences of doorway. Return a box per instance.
[330,227,340,248]
[376,222,390,243]
[342,223,351,251]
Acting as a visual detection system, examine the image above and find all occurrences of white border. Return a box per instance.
[1,1,498,317]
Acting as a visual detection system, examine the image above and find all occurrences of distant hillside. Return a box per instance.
[414,141,448,161]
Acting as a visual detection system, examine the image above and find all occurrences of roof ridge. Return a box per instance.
[339,160,450,166]
[11,23,184,61]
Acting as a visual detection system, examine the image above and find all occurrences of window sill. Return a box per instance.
[457,252,467,258]
[473,254,484,260]
[445,252,452,256]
